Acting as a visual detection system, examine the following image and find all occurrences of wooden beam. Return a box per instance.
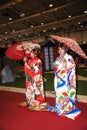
[0,0,79,28]
[0,0,23,11]
[0,13,87,40]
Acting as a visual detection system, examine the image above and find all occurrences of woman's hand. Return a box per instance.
[23,57,27,62]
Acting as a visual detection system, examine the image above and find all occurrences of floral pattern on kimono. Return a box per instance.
[24,57,45,107]
[48,53,81,120]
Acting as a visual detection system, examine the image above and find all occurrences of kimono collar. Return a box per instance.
[64,53,68,59]
[58,53,68,59]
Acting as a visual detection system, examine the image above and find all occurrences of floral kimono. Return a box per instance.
[48,53,81,120]
[24,57,45,108]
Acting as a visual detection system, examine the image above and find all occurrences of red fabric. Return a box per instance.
[25,67,35,77]
[5,42,30,60]
[0,91,87,130]
[36,95,45,103]
[25,57,42,77]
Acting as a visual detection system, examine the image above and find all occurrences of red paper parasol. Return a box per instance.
[51,35,87,59]
[5,41,40,60]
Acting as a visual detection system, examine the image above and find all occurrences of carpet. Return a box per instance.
[0,91,87,130]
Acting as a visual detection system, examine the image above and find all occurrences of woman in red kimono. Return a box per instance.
[24,47,47,110]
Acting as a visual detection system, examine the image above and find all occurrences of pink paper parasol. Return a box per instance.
[51,35,87,59]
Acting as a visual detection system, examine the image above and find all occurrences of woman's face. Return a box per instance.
[30,51,35,58]
[58,47,66,56]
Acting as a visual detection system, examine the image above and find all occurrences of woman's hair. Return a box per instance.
[31,47,41,56]
[58,43,68,52]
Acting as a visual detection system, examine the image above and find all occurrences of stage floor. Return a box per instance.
[0,90,87,130]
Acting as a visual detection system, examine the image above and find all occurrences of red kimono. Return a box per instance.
[24,57,45,107]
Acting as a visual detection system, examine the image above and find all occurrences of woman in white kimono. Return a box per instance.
[48,43,81,120]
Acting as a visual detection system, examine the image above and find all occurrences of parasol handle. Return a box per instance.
[22,43,27,61]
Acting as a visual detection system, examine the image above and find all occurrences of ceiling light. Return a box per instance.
[43,30,46,32]
[20,12,25,17]
[78,22,81,24]
[12,30,15,32]
[25,33,28,36]
[18,35,21,37]
[31,25,34,28]
[53,28,56,30]
[84,10,87,14]
[80,25,83,28]
[5,32,7,34]
[49,4,53,7]
[5,38,7,40]
[68,15,71,18]
[41,22,44,25]
[9,17,12,21]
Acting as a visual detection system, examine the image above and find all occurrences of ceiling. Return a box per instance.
[0,0,87,47]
